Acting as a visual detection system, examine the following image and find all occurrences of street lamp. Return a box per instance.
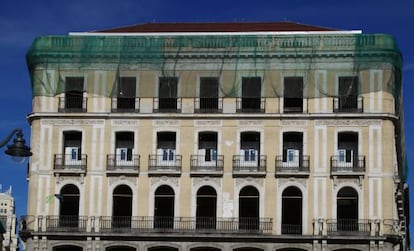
[0,128,32,159]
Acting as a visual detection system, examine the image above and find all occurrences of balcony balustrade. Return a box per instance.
[333,96,363,113]
[330,155,365,175]
[281,224,302,235]
[236,97,265,113]
[58,96,87,112]
[232,155,266,177]
[194,97,223,113]
[111,97,140,112]
[190,154,224,176]
[326,219,371,235]
[45,215,88,232]
[106,154,140,176]
[148,154,182,176]
[275,155,310,176]
[153,98,182,113]
[53,154,87,175]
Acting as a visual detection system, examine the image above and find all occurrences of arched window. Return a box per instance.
[196,186,217,229]
[53,245,83,251]
[337,187,358,231]
[106,246,136,251]
[59,184,80,228]
[148,246,178,251]
[112,185,133,228]
[154,185,175,228]
[191,247,221,251]
[234,248,263,251]
[239,186,259,230]
[282,186,302,234]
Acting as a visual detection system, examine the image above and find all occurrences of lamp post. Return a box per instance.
[0,128,32,158]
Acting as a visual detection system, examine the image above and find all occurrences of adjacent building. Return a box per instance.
[20,22,410,251]
[0,186,18,251]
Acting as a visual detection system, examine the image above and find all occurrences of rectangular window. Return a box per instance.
[338,76,358,111]
[65,77,84,110]
[117,77,136,110]
[284,77,303,113]
[159,77,178,111]
[63,131,82,163]
[241,77,262,111]
[199,77,219,111]
[115,132,134,162]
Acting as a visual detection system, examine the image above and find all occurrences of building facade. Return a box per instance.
[21,22,409,251]
[0,186,18,251]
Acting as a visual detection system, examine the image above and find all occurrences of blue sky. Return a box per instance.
[0,0,413,243]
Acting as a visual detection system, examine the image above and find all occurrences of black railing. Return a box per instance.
[283,98,304,113]
[275,155,310,173]
[58,96,87,112]
[232,155,267,173]
[281,224,302,235]
[333,96,363,113]
[111,97,140,112]
[190,154,224,173]
[148,154,182,173]
[327,219,370,235]
[45,215,87,231]
[330,155,365,173]
[194,97,223,113]
[153,98,182,113]
[99,216,272,234]
[106,154,140,172]
[53,154,87,172]
[236,97,265,113]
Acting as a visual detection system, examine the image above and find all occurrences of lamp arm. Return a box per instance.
[0,128,21,148]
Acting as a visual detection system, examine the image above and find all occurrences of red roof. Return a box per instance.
[94,22,338,33]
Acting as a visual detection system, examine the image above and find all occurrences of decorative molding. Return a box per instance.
[238,120,264,126]
[55,174,85,184]
[153,120,180,126]
[108,176,136,187]
[278,177,307,188]
[112,120,140,126]
[42,119,104,125]
[315,119,381,126]
[281,120,307,127]
[235,177,264,187]
[332,177,363,188]
[192,177,221,187]
[194,120,222,126]
[150,176,179,187]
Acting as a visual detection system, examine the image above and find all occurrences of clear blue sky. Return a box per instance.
[0,0,413,242]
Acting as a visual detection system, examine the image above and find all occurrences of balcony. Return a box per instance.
[190,154,224,177]
[58,96,87,112]
[281,224,302,235]
[236,97,265,113]
[232,155,266,177]
[327,219,371,236]
[194,97,223,113]
[330,155,365,177]
[111,97,140,113]
[148,154,182,176]
[333,96,363,113]
[275,155,310,177]
[53,154,87,176]
[45,215,88,232]
[153,98,182,113]
[106,154,140,176]
[99,216,272,234]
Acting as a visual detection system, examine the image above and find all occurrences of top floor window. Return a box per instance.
[112,77,138,112]
[283,77,303,113]
[158,77,179,112]
[237,77,264,113]
[334,76,363,113]
[59,77,86,112]
[196,77,221,113]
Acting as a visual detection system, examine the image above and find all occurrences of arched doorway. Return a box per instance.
[154,185,175,228]
[59,184,80,228]
[196,186,217,229]
[53,245,83,251]
[281,186,302,234]
[337,187,358,231]
[113,185,133,228]
[239,186,259,230]
[106,246,136,251]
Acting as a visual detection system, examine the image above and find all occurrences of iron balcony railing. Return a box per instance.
[333,96,363,113]
[190,154,224,175]
[330,155,366,173]
[327,219,371,235]
[58,96,87,112]
[111,97,140,112]
[153,98,182,113]
[236,97,265,113]
[232,155,267,174]
[281,224,302,235]
[53,154,87,173]
[275,155,310,174]
[194,97,223,113]
[148,154,182,174]
[106,154,140,173]
[99,216,272,234]
[45,215,88,232]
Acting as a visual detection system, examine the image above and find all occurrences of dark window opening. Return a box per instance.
[63,131,82,163]
[106,247,136,251]
[242,77,262,111]
[53,246,83,251]
[154,185,175,228]
[337,187,358,231]
[234,248,263,251]
[116,132,134,161]
[65,77,84,110]
[240,132,260,162]
[191,248,221,251]
[337,132,358,166]
[284,77,303,113]
[157,132,176,161]
[282,186,302,234]
[199,132,218,161]
[338,77,359,111]
[159,77,178,110]
[148,247,178,251]
[200,77,219,110]
[117,77,136,110]
[59,184,80,228]
[282,132,303,164]
[239,186,259,230]
[196,186,217,229]
[112,185,133,228]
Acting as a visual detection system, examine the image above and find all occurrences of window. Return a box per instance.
[239,186,259,230]
[198,77,220,112]
[240,132,260,163]
[239,77,263,112]
[196,186,217,229]
[335,76,359,112]
[337,187,358,231]
[198,132,218,162]
[112,185,133,228]
[282,132,303,167]
[157,132,176,163]
[284,77,303,113]
[115,77,137,111]
[158,77,178,111]
[63,131,82,165]
[337,132,358,169]
[154,185,175,228]
[63,77,85,112]
[281,187,302,234]
[115,132,134,162]
[59,184,80,228]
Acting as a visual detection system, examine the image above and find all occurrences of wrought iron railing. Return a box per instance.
[53,154,87,172]
[275,155,310,173]
[194,97,223,113]
[236,97,265,113]
[327,219,370,235]
[232,155,267,173]
[58,96,87,112]
[45,215,88,232]
[106,154,140,172]
[190,155,224,174]
[333,96,363,113]
[111,97,140,112]
[330,155,365,173]
[148,154,182,173]
[153,98,182,113]
[281,224,302,235]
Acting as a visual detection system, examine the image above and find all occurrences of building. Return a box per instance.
[20,22,409,251]
[0,186,18,251]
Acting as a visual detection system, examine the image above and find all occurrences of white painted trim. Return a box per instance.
[332,182,364,219]
[153,128,180,154]
[193,129,221,155]
[191,180,222,218]
[107,181,137,217]
[234,180,265,218]
[149,180,180,217]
